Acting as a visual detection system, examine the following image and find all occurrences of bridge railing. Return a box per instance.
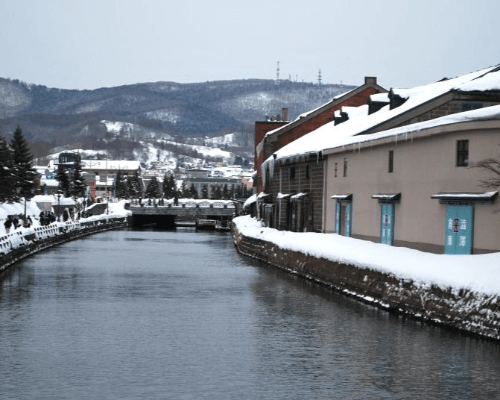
[130,199,236,209]
[0,216,129,255]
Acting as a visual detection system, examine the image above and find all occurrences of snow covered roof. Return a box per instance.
[263,81,384,140]
[331,194,353,200]
[321,105,500,156]
[267,65,500,164]
[40,178,59,187]
[431,191,498,202]
[243,194,257,207]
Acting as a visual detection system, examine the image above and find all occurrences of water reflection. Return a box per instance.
[0,229,499,399]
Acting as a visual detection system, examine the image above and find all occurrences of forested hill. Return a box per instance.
[0,77,355,143]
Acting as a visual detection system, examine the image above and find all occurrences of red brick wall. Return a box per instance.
[255,121,287,192]
[276,87,380,151]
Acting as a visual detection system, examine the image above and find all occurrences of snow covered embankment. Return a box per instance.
[232,216,500,342]
[0,216,130,273]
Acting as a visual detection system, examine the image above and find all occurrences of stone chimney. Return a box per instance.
[364,76,377,85]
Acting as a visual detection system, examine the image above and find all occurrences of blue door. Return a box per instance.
[345,202,352,237]
[445,205,474,254]
[335,202,352,237]
[380,203,395,245]
[335,202,341,234]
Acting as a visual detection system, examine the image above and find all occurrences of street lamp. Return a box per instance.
[23,187,35,222]
[56,190,62,222]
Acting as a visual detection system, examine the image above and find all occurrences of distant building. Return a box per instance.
[187,177,246,199]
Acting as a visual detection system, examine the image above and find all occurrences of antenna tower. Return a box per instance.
[276,61,281,84]
[318,69,322,86]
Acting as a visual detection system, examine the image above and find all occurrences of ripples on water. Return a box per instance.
[1,228,500,399]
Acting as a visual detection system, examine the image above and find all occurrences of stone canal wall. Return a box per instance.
[0,217,130,274]
[232,224,500,342]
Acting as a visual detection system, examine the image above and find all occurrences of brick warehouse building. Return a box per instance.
[259,65,500,253]
[254,77,387,193]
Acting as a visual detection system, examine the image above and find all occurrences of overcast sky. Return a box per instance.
[0,0,498,91]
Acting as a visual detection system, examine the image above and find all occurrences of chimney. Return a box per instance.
[282,107,288,122]
[364,76,377,86]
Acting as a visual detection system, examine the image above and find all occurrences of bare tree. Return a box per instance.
[471,152,500,189]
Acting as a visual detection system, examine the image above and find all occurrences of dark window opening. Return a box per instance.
[343,158,348,177]
[461,102,483,112]
[457,140,469,167]
[388,150,394,173]
[334,162,338,178]
[290,166,295,179]
[306,165,310,179]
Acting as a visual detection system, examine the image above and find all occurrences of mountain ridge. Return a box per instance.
[0,78,355,145]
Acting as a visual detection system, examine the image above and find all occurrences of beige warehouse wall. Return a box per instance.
[325,122,500,253]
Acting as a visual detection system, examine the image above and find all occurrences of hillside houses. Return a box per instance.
[256,65,500,254]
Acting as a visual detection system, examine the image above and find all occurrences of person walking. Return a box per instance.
[4,216,12,234]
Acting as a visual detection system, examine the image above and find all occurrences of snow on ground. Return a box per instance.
[0,198,131,237]
[234,215,500,295]
[204,133,235,146]
[191,144,232,159]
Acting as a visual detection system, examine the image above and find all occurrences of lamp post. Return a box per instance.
[23,187,35,222]
[56,190,62,222]
[105,156,109,215]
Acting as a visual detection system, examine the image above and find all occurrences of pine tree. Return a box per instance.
[145,176,161,198]
[0,134,15,202]
[114,169,129,199]
[190,183,198,199]
[222,184,229,200]
[201,184,209,199]
[70,157,86,198]
[212,184,222,200]
[179,179,189,199]
[127,170,143,199]
[162,172,177,199]
[10,125,36,200]
[56,165,71,196]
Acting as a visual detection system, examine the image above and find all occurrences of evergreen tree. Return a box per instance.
[70,157,86,199]
[201,184,209,199]
[145,176,161,198]
[56,165,71,197]
[162,172,177,199]
[222,184,229,200]
[190,183,198,199]
[10,125,36,200]
[229,185,235,199]
[114,169,129,199]
[127,170,143,199]
[212,184,222,200]
[0,134,15,202]
[179,179,189,198]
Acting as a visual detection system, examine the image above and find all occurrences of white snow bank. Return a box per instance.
[234,215,500,295]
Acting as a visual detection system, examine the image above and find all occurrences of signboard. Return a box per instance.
[445,205,473,254]
[380,203,395,245]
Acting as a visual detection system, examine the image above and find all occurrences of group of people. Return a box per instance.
[3,205,94,234]
[39,211,57,226]
[3,215,33,233]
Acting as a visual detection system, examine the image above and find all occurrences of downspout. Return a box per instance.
[322,153,328,233]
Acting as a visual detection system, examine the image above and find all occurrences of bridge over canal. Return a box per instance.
[129,199,240,229]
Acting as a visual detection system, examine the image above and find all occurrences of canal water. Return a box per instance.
[1,228,500,399]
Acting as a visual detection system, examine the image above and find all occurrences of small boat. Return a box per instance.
[195,219,216,230]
